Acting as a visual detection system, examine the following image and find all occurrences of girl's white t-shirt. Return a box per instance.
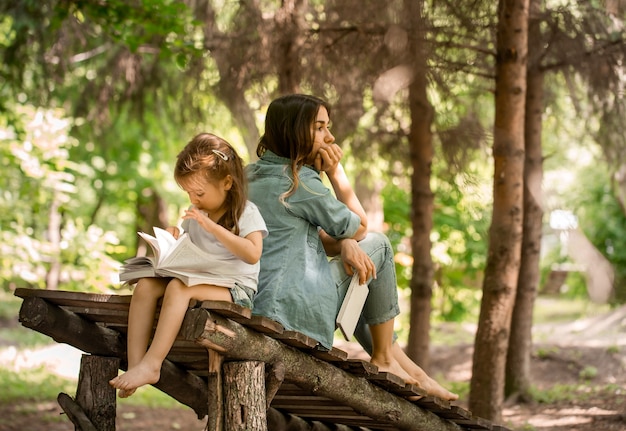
[181,201,267,291]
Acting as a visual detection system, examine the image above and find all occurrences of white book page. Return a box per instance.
[152,227,177,264]
[137,231,161,259]
[160,234,213,271]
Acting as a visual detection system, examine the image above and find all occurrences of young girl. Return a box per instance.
[110,133,267,398]
[246,94,457,401]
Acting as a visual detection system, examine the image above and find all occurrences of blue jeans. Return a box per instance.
[329,232,400,355]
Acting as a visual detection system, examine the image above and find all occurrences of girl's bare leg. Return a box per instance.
[368,319,419,385]
[117,278,167,397]
[391,343,459,401]
[110,279,232,396]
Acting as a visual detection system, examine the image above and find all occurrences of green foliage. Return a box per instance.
[382,159,491,322]
[565,163,626,303]
[0,106,122,292]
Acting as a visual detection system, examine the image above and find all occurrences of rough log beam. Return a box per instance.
[181,308,462,431]
[18,296,209,419]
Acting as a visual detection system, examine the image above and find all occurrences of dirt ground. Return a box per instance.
[1,306,625,431]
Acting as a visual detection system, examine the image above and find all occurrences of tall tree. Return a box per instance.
[469,0,529,422]
[506,0,626,399]
[404,0,435,369]
[504,0,543,402]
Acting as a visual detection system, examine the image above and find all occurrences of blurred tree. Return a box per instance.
[469,0,528,422]
[403,0,436,370]
[506,0,626,402]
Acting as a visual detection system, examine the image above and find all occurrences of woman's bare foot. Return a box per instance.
[391,343,459,401]
[109,362,161,396]
[370,357,420,386]
[418,375,459,401]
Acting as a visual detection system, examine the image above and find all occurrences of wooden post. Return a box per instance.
[75,355,119,431]
[223,361,267,431]
[207,350,225,431]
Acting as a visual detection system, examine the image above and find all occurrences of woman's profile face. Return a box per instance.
[307,106,334,163]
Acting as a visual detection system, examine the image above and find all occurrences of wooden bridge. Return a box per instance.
[15,287,512,431]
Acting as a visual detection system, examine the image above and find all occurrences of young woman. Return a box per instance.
[246,94,457,401]
[110,133,267,397]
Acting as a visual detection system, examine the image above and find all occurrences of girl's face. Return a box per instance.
[308,106,334,162]
[180,173,232,218]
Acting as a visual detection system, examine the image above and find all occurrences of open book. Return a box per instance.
[119,227,215,286]
[336,274,369,341]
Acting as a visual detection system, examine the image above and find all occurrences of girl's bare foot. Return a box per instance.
[118,388,136,398]
[109,362,160,395]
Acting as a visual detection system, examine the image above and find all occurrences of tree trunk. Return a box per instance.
[223,361,267,431]
[45,192,62,290]
[275,0,305,95]
[405,0,434,370]
[75,355,119,431]
[469,0,529,422]
[193,0,261,161]
[505,0,544,402]
[136,187,169,257]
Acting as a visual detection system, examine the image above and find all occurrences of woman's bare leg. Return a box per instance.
[369,319,419,385]
[110,279,232,396]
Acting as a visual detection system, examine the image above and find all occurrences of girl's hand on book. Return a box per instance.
[166,226,180,239]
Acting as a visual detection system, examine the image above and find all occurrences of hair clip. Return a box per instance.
[212,149,229,161]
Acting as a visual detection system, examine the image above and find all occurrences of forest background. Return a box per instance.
[1,0,625,425]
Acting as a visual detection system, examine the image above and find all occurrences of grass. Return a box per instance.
[0,289,22,320]
[532,296,612,324]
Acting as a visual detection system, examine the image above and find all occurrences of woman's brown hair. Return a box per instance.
[256,94,331,201]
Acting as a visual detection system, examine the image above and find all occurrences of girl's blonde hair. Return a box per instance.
[175,133,247,235]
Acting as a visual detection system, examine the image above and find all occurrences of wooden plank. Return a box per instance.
[366,371,407,390]
[310,346,348,362]
[243,315,285,334]
[414,396,452,413]
[434,405,472,421]
[336,358,379,376]
[15,287,132,307]
[271,330,319,349]
[191,299,252,319]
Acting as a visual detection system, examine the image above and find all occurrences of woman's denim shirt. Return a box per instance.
[246,151,361,349]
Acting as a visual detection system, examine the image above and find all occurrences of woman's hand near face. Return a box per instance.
[314,143,343,174]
